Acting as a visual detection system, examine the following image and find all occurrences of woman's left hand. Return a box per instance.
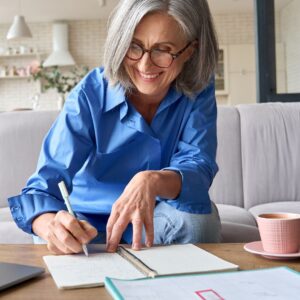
[106,171,157,252]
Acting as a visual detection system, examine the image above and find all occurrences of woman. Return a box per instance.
[8,0,221,255]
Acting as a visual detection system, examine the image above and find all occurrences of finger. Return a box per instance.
[106,208,120,243]
[131,213,144,250]
[107,215,129,253]
[144,213,154,248]
[79,220,98,241]
[46,230,74,255]
[50,221,83,253]
[47,241,64,255]
[56,211,90,244]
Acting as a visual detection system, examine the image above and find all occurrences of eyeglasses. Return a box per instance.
[126,41,193,68]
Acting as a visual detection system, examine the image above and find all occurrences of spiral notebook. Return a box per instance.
[43,244,238,289]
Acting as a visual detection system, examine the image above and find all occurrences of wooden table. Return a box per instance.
[0,243,299,300]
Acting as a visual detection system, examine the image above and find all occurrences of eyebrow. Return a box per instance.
[132,38,176,47]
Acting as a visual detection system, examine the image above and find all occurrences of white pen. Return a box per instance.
[58,181,89,257]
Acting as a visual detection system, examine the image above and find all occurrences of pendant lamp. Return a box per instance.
[6,0,32,40]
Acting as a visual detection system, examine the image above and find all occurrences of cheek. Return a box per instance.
[123,59,133,73]
[164,63,184,82]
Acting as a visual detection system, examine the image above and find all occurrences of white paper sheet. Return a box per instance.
[107,267,300,300]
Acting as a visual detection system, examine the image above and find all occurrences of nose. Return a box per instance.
[138,51,154,69]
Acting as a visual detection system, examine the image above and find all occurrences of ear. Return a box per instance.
[183,40,198,62]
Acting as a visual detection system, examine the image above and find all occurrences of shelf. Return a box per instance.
[0,76,31,79]
[0,53,43,58]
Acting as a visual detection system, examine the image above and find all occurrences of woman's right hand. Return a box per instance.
[32,211,98,255]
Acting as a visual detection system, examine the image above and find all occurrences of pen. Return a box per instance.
[58,181,89,257]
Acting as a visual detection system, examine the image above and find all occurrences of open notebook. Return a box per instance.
[43,244,238,289]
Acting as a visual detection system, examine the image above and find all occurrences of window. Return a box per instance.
[255,0,300,102]
[215,47,228,95]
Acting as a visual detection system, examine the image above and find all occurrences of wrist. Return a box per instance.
[138,170,181,199]
[32,212,56,238]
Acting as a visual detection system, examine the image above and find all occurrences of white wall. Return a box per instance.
[0,11,287,111]
[0,20,107,111]
[280,0,300,93]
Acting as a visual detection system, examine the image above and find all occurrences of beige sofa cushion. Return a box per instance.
[209,106,244,207]
[216,204,257,227]
[238,103,300,209]
[1,221,33,243]
[0,111,58,208]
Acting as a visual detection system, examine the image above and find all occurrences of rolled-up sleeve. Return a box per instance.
[163,81,218,213]
[8,86,95,234]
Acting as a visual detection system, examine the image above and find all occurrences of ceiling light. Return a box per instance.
[6,0,32,40]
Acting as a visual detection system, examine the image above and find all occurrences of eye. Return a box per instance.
[155,45,171,52]
[151,48,170,56]
[129,43,142,51]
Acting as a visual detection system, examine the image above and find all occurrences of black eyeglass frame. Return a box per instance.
[126,41,193,68]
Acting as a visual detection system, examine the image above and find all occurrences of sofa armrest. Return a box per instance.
[221,221,260,243]
[0,221,33,244]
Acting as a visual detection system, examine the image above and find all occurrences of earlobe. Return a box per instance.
[185,41,198,62]
[185,48,195,62]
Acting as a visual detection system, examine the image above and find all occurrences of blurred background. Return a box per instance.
[0,0,298,111]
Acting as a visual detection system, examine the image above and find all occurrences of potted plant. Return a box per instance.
[30,60,89,109]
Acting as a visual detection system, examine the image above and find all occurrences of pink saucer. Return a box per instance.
[244,241,300,260]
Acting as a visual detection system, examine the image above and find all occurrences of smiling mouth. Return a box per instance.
[137,70,162,80]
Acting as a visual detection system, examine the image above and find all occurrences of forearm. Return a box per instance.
[143,170,182,200]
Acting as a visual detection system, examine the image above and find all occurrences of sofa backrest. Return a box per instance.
[1,103,299,211]
[209,106,244,207]
[1,107,244,210]
[0,111,58,208]
[238,103,300,209]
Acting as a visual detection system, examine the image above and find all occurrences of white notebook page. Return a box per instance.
[126,244,238,275]
[43,252,144,289]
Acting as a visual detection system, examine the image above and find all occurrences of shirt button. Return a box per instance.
[11,206,20,212]
[16,217,23,221]
[128,119,135,125]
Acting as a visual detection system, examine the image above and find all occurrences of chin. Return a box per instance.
[135,84,165,98]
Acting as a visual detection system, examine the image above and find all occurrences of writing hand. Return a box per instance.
[32,211,98,255]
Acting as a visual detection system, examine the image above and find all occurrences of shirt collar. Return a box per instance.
[156,85,183,115]
[104,83,183,115]
[103,83,126,113]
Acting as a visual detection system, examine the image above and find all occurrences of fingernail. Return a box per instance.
[106,244,114,252]
[81,236,89,244]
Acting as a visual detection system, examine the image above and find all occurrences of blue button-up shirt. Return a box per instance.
[8,67,218,234]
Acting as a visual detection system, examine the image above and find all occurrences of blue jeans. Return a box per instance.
[33,201,221,244]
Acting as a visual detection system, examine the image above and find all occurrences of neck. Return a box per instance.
[128,90,168,124]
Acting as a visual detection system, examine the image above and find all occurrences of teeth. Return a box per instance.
[139,72,160,79]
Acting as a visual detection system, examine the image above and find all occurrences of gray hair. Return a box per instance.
[103,0,218,98]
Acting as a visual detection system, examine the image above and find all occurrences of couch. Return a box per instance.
[1,103,300,244]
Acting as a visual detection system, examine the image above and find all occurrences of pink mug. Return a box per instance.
[256,213,300,254]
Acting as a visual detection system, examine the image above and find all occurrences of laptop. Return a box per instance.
[0,262,45,291]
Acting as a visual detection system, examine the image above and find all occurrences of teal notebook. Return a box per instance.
[105,267,300,300]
